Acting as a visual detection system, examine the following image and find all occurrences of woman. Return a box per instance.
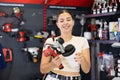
[40,9,91,80]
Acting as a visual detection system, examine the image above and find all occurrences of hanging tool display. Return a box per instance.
[11,7,25,25]
[22,47,40,63]
[16,30,30,42]
[1,23,31,42]
[34,31,49,42]
[34,31,49,39]
[43,37,75,69]
[2,23,19,33]
[2,23,48,43]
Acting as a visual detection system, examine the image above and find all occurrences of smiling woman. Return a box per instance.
[40,9,91,80]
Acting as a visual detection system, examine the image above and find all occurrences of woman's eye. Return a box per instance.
[60,20,64,22]
[59,19,71,22]
[67,19,71,21]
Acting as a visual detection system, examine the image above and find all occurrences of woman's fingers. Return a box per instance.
[74,53,84,64]
[52,56,62,67]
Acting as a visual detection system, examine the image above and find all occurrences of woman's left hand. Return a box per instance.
[74,52,85,64]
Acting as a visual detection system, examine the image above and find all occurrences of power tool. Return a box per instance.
[22,47,40,63]
[43,37,75,69]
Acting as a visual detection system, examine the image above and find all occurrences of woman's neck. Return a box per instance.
[60,34,73,42]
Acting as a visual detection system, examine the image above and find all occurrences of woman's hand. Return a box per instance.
[74,52,85,64]
[74,49,91,73]
[51,55,62,68]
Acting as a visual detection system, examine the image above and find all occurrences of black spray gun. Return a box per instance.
[43,37,75,69]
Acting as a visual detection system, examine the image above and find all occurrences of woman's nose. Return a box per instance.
[63,20,68,24]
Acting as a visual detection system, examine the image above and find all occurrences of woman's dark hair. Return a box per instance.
[56,9,74,22]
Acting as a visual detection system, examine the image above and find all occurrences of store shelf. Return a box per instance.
[88,40,117,44]
[85,12,119,18]
[76,11,120,19]
[0,2,43,8]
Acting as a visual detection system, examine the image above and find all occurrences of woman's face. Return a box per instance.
[56,12,74,34]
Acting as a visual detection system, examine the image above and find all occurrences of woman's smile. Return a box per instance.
[62,24,70,30]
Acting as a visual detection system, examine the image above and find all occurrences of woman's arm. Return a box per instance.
[74,48,91,73]
[40,53,62,74]
[80,48,91,73]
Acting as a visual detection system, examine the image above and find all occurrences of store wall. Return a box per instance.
[0,4,44,80]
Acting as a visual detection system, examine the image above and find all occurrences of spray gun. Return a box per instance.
[2,23,29,42]
[16,30,30,42]
[43,37,75,69]
[34,31,49,39]
[46,37,65,54]
[12,7,25,25]
[33,31,49,42]
[22,47,40,63]
[43,37,65,69]
[2,23,19,33]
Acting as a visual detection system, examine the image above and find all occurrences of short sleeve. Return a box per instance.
[42,37,53,51]
[82,38,89,50]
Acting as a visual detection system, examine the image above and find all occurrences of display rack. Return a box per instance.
[0,2,44,80]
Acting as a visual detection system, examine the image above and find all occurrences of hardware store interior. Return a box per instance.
[0,0,120,80]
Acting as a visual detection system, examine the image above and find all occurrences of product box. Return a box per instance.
[109,21,118,40]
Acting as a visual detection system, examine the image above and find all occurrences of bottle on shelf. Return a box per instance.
[118,18,120,31]
[88,18,98,40]
[80,14,86,36]
[101,0,108,13]
[98,20,103,40]
[97,3,102,14]
[108,2,113,12]
[114,53,120,77]
[84,23,92,40]
[102,21,109,40]
[117,53,120,77]
[92,2,97,14]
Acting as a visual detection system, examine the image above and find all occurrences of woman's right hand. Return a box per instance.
[51,55,62,68]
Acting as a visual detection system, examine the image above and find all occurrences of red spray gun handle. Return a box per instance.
[43,46,63,69]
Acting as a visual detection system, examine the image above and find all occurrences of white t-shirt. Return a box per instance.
[43,36,89,72]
